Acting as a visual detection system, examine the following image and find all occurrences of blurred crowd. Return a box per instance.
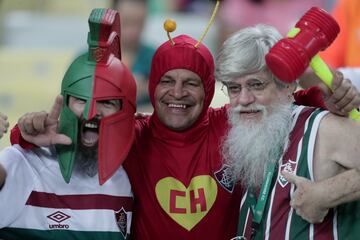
[111,0,360,107]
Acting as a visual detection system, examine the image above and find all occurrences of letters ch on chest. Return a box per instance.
[155,176,218,231]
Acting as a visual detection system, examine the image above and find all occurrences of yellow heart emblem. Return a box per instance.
[155,175,218,231]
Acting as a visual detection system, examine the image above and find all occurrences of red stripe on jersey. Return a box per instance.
[267,107,314,239]
[313,210,335,240]
[26,191,133,211]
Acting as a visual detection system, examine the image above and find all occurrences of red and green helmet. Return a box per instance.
[56,8,136,185]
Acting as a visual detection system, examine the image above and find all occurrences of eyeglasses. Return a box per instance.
[221,79,271,98]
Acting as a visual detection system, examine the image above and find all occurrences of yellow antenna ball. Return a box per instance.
[164,19,177,33]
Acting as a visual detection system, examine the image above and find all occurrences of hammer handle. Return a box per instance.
[310,55,360,121]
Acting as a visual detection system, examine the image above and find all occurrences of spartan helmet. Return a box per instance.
[56,8,136,185]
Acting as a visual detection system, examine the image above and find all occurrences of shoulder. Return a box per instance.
[134,116,152,142]
[207,106,230,137]
[0,145,55,174]
[313,112,360,179]
[318,112,359,137]
[293,105,327,125]
[0,145,30,168]
[135,116,151,131]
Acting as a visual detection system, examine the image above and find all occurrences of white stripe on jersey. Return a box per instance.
[10,205,132,233]
[0,145,133,234]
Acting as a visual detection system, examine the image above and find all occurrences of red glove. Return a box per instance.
[293,86,326,109]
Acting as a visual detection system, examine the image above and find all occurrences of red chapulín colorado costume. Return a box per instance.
[124,34,243,240]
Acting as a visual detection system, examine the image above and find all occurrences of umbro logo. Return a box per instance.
[47,211,70,223]
[47,211,70,229]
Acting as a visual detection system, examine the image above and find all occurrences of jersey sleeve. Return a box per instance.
[0,146,37,227]
[10,124,37,149]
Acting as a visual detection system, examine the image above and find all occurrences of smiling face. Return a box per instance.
[228,71,292,123]
[223,71,294,187]
[154,69,205,131]
[68,96,122,148]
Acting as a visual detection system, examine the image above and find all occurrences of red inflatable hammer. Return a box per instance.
[266,7,359,120]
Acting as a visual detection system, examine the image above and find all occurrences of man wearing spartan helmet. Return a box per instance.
[0,9,135,240]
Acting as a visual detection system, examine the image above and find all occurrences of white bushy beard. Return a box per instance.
[222,100,293,188]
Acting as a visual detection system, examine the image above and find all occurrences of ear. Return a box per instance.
[283,82,297,102]
[285,82,297,94]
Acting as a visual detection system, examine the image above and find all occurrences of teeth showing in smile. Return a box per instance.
[85,122,98,129]
[168,103,187,109]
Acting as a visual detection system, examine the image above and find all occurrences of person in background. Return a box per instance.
[0,113,9,139]
[217,0,327,48]
[171,0,214,13]
[321,0,360,68]
[112,0,155,107]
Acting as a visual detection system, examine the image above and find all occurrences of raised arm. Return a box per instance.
[297,70,360,116]
[319,71,360,116]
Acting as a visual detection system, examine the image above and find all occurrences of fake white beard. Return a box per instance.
[222,100,293,188]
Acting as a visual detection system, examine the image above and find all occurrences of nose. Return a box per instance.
[234,87,255,107]
[95,104,105,118]
[170,82,187,99]
[84,101,106,120]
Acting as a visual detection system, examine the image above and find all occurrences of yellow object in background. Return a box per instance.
[0,49,74,149]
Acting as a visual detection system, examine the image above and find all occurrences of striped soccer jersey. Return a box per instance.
[0,145,133,240]
[237,105,360,240]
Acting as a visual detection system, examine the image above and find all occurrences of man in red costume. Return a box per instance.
[11,34,360,240]
[124,34,242,239]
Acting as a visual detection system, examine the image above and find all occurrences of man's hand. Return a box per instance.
[282,171,329,224]
[0,112,9,139]
[18,95,71,146]
[320,71,360,116]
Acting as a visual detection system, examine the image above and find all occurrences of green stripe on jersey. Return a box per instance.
[289,108,324,240]
[337,201,360,239]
